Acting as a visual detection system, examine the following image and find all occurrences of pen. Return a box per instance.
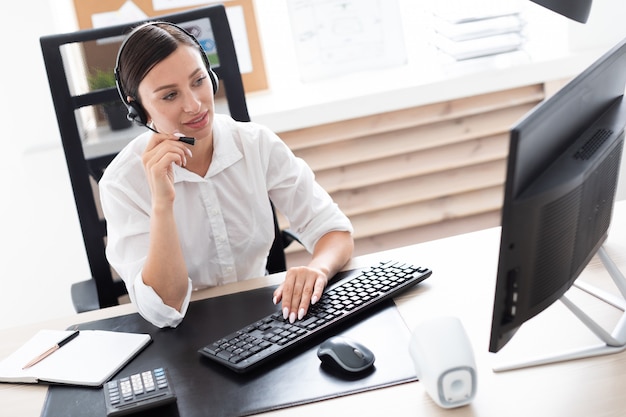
[22,330,80,369]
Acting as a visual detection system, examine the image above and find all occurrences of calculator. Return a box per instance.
[104,367,177,416]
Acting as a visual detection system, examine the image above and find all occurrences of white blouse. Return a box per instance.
[99,114,353,328]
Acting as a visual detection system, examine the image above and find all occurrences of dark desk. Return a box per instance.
[2,200,626,417]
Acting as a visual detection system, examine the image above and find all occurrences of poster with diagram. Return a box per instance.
[287,0,407,82]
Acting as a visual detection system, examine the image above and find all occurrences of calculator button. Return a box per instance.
[154,369,168,389]
[131,374,144,394]
[119,378,133,400]
[107,383,121,405]
[142,371,156,392]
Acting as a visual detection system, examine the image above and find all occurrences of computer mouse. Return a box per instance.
[317,336,375,374]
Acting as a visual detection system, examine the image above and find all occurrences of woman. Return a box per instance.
[99,22,354,328]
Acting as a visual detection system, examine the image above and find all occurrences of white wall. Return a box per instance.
[0,0,73,151]
[567,0,626,51]
[0,0,89,329]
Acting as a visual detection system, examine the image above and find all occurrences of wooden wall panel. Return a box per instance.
[280,84,544,150]
[279,83,547,266]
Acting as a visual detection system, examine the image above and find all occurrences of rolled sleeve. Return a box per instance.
[296,199,354,252]
[130,272,193,328]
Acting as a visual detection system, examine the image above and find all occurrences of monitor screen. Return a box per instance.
[489,37,626,358]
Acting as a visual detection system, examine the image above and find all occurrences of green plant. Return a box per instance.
[87,68,132,130]
[87,68,116,91]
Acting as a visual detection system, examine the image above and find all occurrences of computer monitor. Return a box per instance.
[488,36,626,370]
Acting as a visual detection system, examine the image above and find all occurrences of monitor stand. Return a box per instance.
[493,245,626,372]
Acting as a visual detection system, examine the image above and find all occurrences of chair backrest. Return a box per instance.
[40,5,285,310]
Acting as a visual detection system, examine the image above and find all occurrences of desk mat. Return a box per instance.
[41,281,417,417]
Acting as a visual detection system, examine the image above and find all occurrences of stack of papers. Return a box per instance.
[432,15,525,42]
[427,2,526,61]
[428,0,524,24]
[432,32,525,61]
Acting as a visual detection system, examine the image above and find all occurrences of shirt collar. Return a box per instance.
[174,114,243,182]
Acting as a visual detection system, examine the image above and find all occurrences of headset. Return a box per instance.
[114,21,218,130]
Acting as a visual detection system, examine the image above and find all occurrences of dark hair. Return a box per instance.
[116,22,198,103]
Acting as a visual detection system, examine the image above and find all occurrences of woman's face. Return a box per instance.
[137,45,215,141]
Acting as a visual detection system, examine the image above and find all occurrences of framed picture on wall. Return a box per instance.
[72,0,268,92]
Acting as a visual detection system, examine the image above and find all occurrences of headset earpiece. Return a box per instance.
[126,100,148,126]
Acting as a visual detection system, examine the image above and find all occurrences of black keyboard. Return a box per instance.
[198,260,432,373]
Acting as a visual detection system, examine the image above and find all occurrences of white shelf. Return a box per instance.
[82,124,142,160]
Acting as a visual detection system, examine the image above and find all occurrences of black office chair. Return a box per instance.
[40,5,298,313]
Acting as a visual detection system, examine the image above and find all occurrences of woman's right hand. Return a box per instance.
[142,132,193,206]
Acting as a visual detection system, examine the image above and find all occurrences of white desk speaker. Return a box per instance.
[408,316,477,408]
